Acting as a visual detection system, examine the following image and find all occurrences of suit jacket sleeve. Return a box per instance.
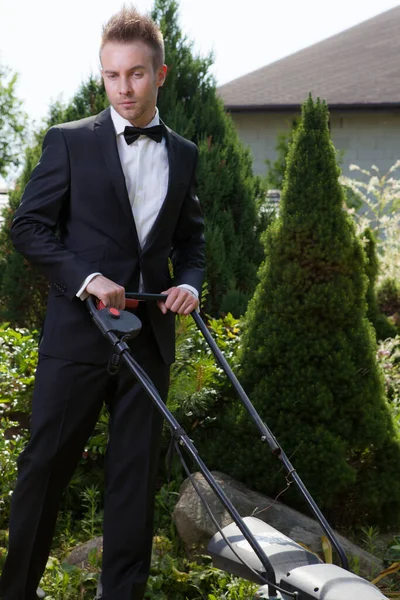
[171,146,205,294]
[10,127,100,301]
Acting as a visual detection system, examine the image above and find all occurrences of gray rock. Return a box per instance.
[65,535,103,567]
[172,471,383,579]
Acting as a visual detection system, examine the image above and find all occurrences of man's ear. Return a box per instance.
[157,64,168,88]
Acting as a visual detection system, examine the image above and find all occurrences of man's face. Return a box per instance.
[101,41,166,127]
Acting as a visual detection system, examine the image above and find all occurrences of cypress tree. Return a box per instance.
[153,0,264,316]
[217,96,400,528]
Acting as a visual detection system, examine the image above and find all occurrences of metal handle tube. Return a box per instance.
[125,292,168,302]
[89,294,347,570]
[111,334,279,596]
[86,295,278,594]
[191,310,349,571]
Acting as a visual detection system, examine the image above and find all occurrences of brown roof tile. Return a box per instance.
[218,6,400,109]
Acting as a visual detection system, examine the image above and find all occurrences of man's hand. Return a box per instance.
[86,275,125,310]
[158,287,199,315]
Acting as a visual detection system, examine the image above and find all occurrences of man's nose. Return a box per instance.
[118,77,132,95]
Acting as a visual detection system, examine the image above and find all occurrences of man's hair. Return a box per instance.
[100,6,165,70]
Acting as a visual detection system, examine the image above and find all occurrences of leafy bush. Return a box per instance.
[342,161,400,285]
[377,278,400,330]
[0,419,26,529]
[29,538,257,600]
[167,312,242,437]
[361,228,397,340]
[0,326,37,527]
[0,325,38,415]
[39,553,100,599]
[377,336,400,428]
[147,536,257,600]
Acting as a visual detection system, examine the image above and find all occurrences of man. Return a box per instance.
[0,7,205,600]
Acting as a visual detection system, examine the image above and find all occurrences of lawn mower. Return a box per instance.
[87,292,389,600]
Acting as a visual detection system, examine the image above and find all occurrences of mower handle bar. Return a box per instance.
[91,291,349,571]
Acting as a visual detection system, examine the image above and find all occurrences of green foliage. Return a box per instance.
[361,228,397,340]
[80,486,103,539]
[264,116,361,211]
[0,419,26,529]
[342,161,400,284]
[0,77,108,330]
[0,64,26,177]
[265,118,299,190]
[152,0,265,316]
[18,537,257,600]
[0,333,34,526]
[0,325,36,528]
[377,278,400,329]
[385,535,400,563]
[0,133,50,328]
[377,336,400,428]
[214,96,400,528]
[39,554,100,599]
[0,324,38,414]
[147,536,257,600]
[168,312,242,436]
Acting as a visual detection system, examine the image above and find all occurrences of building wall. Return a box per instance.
[230,110,400,181]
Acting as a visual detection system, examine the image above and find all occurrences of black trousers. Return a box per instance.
[0,312,170,600]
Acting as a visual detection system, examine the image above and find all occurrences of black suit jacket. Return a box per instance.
[11,107,205,365]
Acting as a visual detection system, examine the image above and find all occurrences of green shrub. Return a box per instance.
[377,278,400,330]
[39,554,100,599]
[377,336,400,428]
[361,228,397,340]
[208,96,400,529]
[0,419,26,529]
[0,325,38,416]
[167,313,242,437]
[342,161,400,286]
[147,536,257,600]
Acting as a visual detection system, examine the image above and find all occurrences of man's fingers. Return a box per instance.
[158,287,198,315]
[181,297,198,315]
[86,275,125,309]
[157,300,168,314]
[164,288,180,310]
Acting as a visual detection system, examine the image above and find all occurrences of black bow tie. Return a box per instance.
[123,124,163,145]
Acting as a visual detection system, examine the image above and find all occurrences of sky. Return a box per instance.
[0,0,399,127]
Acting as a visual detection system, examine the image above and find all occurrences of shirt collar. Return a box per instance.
[110,106,160,136]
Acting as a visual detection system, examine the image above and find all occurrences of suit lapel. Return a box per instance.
[94,108,140,249]
[142,125,182,253]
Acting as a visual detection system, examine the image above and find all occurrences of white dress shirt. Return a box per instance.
[77,106,198,301]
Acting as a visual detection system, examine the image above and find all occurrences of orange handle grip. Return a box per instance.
[96,298,139,310]
[125,298,139,309]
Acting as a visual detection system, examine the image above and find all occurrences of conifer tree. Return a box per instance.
[216,96,400,528]
[153,0,264,316]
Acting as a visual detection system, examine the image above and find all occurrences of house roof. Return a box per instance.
[218,6,400,111]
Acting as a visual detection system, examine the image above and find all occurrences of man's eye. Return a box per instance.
[108,74,117,80]
[133,72,143,78]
